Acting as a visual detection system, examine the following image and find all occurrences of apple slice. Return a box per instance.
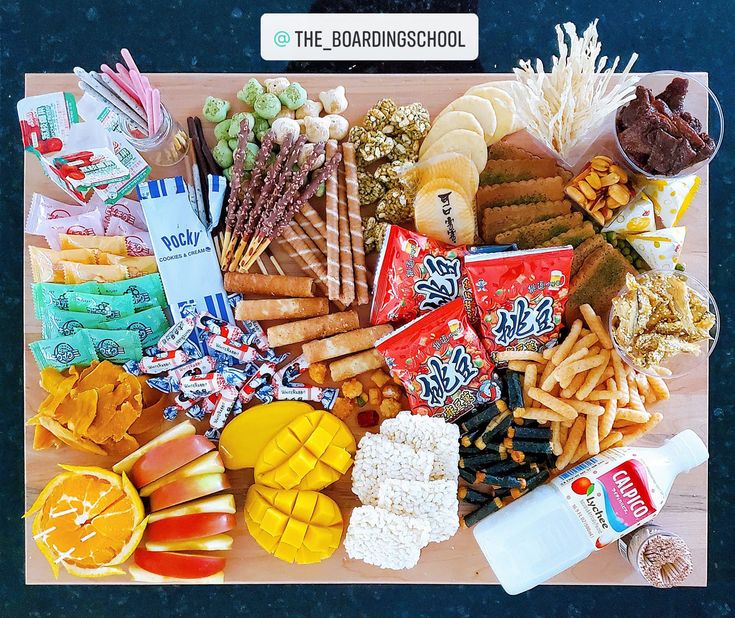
[130,435,216,488]
[139,451,225,497]
[146,513,236,542]
[129,564,225,584]
[145,533,233,552]
[113,421,196,474]
[147,494,236,524]
[134,548,225,579]
[149,473,231,511]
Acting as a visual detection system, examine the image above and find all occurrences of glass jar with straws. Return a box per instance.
[120,105,189,167]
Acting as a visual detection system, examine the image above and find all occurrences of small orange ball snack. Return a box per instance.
[341,378,364,399]
[24,465,147,578]
[28,361,163,456]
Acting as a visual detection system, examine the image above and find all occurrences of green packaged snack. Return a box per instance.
[67,292,135,320]
[98,273,167,311]
[32,281,101,319]
[29,331,99,370]
[100,307,170,348]
[41,306,108,338]
[82,328,143,364]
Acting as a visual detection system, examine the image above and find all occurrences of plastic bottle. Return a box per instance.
[472,430,708,595]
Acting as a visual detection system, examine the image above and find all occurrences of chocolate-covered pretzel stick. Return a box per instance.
[342,142,369,305]
[220,117,251,265]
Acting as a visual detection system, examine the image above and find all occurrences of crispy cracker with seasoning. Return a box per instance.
[539,221,596,248]
[478,176,566,211]
[495,212,583,249]
[482,199,572,243]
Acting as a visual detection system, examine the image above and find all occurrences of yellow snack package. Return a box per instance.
[98,254,158,277]
[28,246,97,283]
[62,261,129,284]
[60,234,128,255]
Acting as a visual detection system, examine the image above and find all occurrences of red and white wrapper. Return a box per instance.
[210,385,239,429]
[179,372,228,399]
[273,383,338,409]
[273,354,310,386]
[206,334,260,364]
[169,356,217,382]
[134,349,190,374]
[158,316,196,351]
[200,392,219,414]
[25,193,96,235]
[173,392,200,411]
[39,209,105,250]
[238,361,277,406]
[196,312,245,341]
[91,195,147,232]
[106,216,153,256]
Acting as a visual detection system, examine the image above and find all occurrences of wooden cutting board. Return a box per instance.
[23,73,709,585]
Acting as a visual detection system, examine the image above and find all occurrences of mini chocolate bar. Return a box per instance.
[475,410,513,450]
[461,497,504,528]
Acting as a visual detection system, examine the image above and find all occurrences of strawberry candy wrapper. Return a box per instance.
[375,297,501,422]
[464,246,573,361]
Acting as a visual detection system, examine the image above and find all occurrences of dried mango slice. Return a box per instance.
[244,484,343,564]
[254,411,356,491]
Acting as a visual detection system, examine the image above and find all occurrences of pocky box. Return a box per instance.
[375,298,500,422]
[464,246,573,359]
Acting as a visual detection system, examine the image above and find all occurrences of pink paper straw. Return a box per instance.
[151,88,162,134]
[100,64,140,103]
[145,88,155,136]
[129,69,145,100]
[120,48,141,74]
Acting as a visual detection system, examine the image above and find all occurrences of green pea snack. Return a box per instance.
[253,116,270,142]
[32,281,101,319]
[67,291,135,320]
[214,118,233,141]
[41,306,108,339]
[253,93,282,120]
[100,306,169,347]
[229,112,255,138]
[279,82,307,110]
[202,96,231,122]
[30,331,98,371]
[243,143,260,170]
[98,273,167,311]
[237,78,264,106]
[82,328,143,364]
[212,139,234,168]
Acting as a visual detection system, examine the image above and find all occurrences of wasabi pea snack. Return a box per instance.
[243,143,260,170]
[254,93,282,120]
[212,139,234,168]
[229,111,255,138]
[279,82,307,111]
[214,119,233,141]
[253,116,271,142]
[222,166,233,181]
[202,96,231,123]
[228,138,239,151]
[238,78,264,105]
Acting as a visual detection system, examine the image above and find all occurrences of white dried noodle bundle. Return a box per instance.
[513,19,638,157]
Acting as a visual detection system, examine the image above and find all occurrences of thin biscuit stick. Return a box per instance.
[295,211,327,255]
[283,223,328,282]
[301,201,327,239]
[325,140,340,300]
[337,164,355,305]
[275,237,330,299]
[342,142,369,305]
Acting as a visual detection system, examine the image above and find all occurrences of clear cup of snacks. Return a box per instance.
[608,269,719,379]
[613,70,723,179]
[120,104,189,167]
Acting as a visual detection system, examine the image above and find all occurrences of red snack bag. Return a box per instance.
[371,225,469,325]
[464,246,573,359]
[375,298,501,422]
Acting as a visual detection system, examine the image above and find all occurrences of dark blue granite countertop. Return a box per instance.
[2,1,733,615]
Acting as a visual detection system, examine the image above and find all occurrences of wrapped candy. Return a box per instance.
[629,227,687,270]
[640,175,700,228]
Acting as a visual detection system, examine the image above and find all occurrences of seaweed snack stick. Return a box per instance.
[235,298,329,321]
[224,272,316,298]
[342,142,369,305]
[267,310,359,348]
[325,139,341,300]
[330,349,386,382]
[302,325,394,363]
[337,159,355,305]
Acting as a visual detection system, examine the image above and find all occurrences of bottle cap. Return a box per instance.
[667,429,708,472]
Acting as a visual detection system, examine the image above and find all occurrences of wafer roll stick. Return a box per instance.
[302,325,394,363]
[224,272,316,298]
[325,140,340,300]
[342,142,369,305]
[267,310,359,348]
[236,297,329,321]
[300,201,327,239]
[282,224,328,283]
[294,212,327,255]
[337,160,355,305]
[288,220,327,269]
[330,349,386,382]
